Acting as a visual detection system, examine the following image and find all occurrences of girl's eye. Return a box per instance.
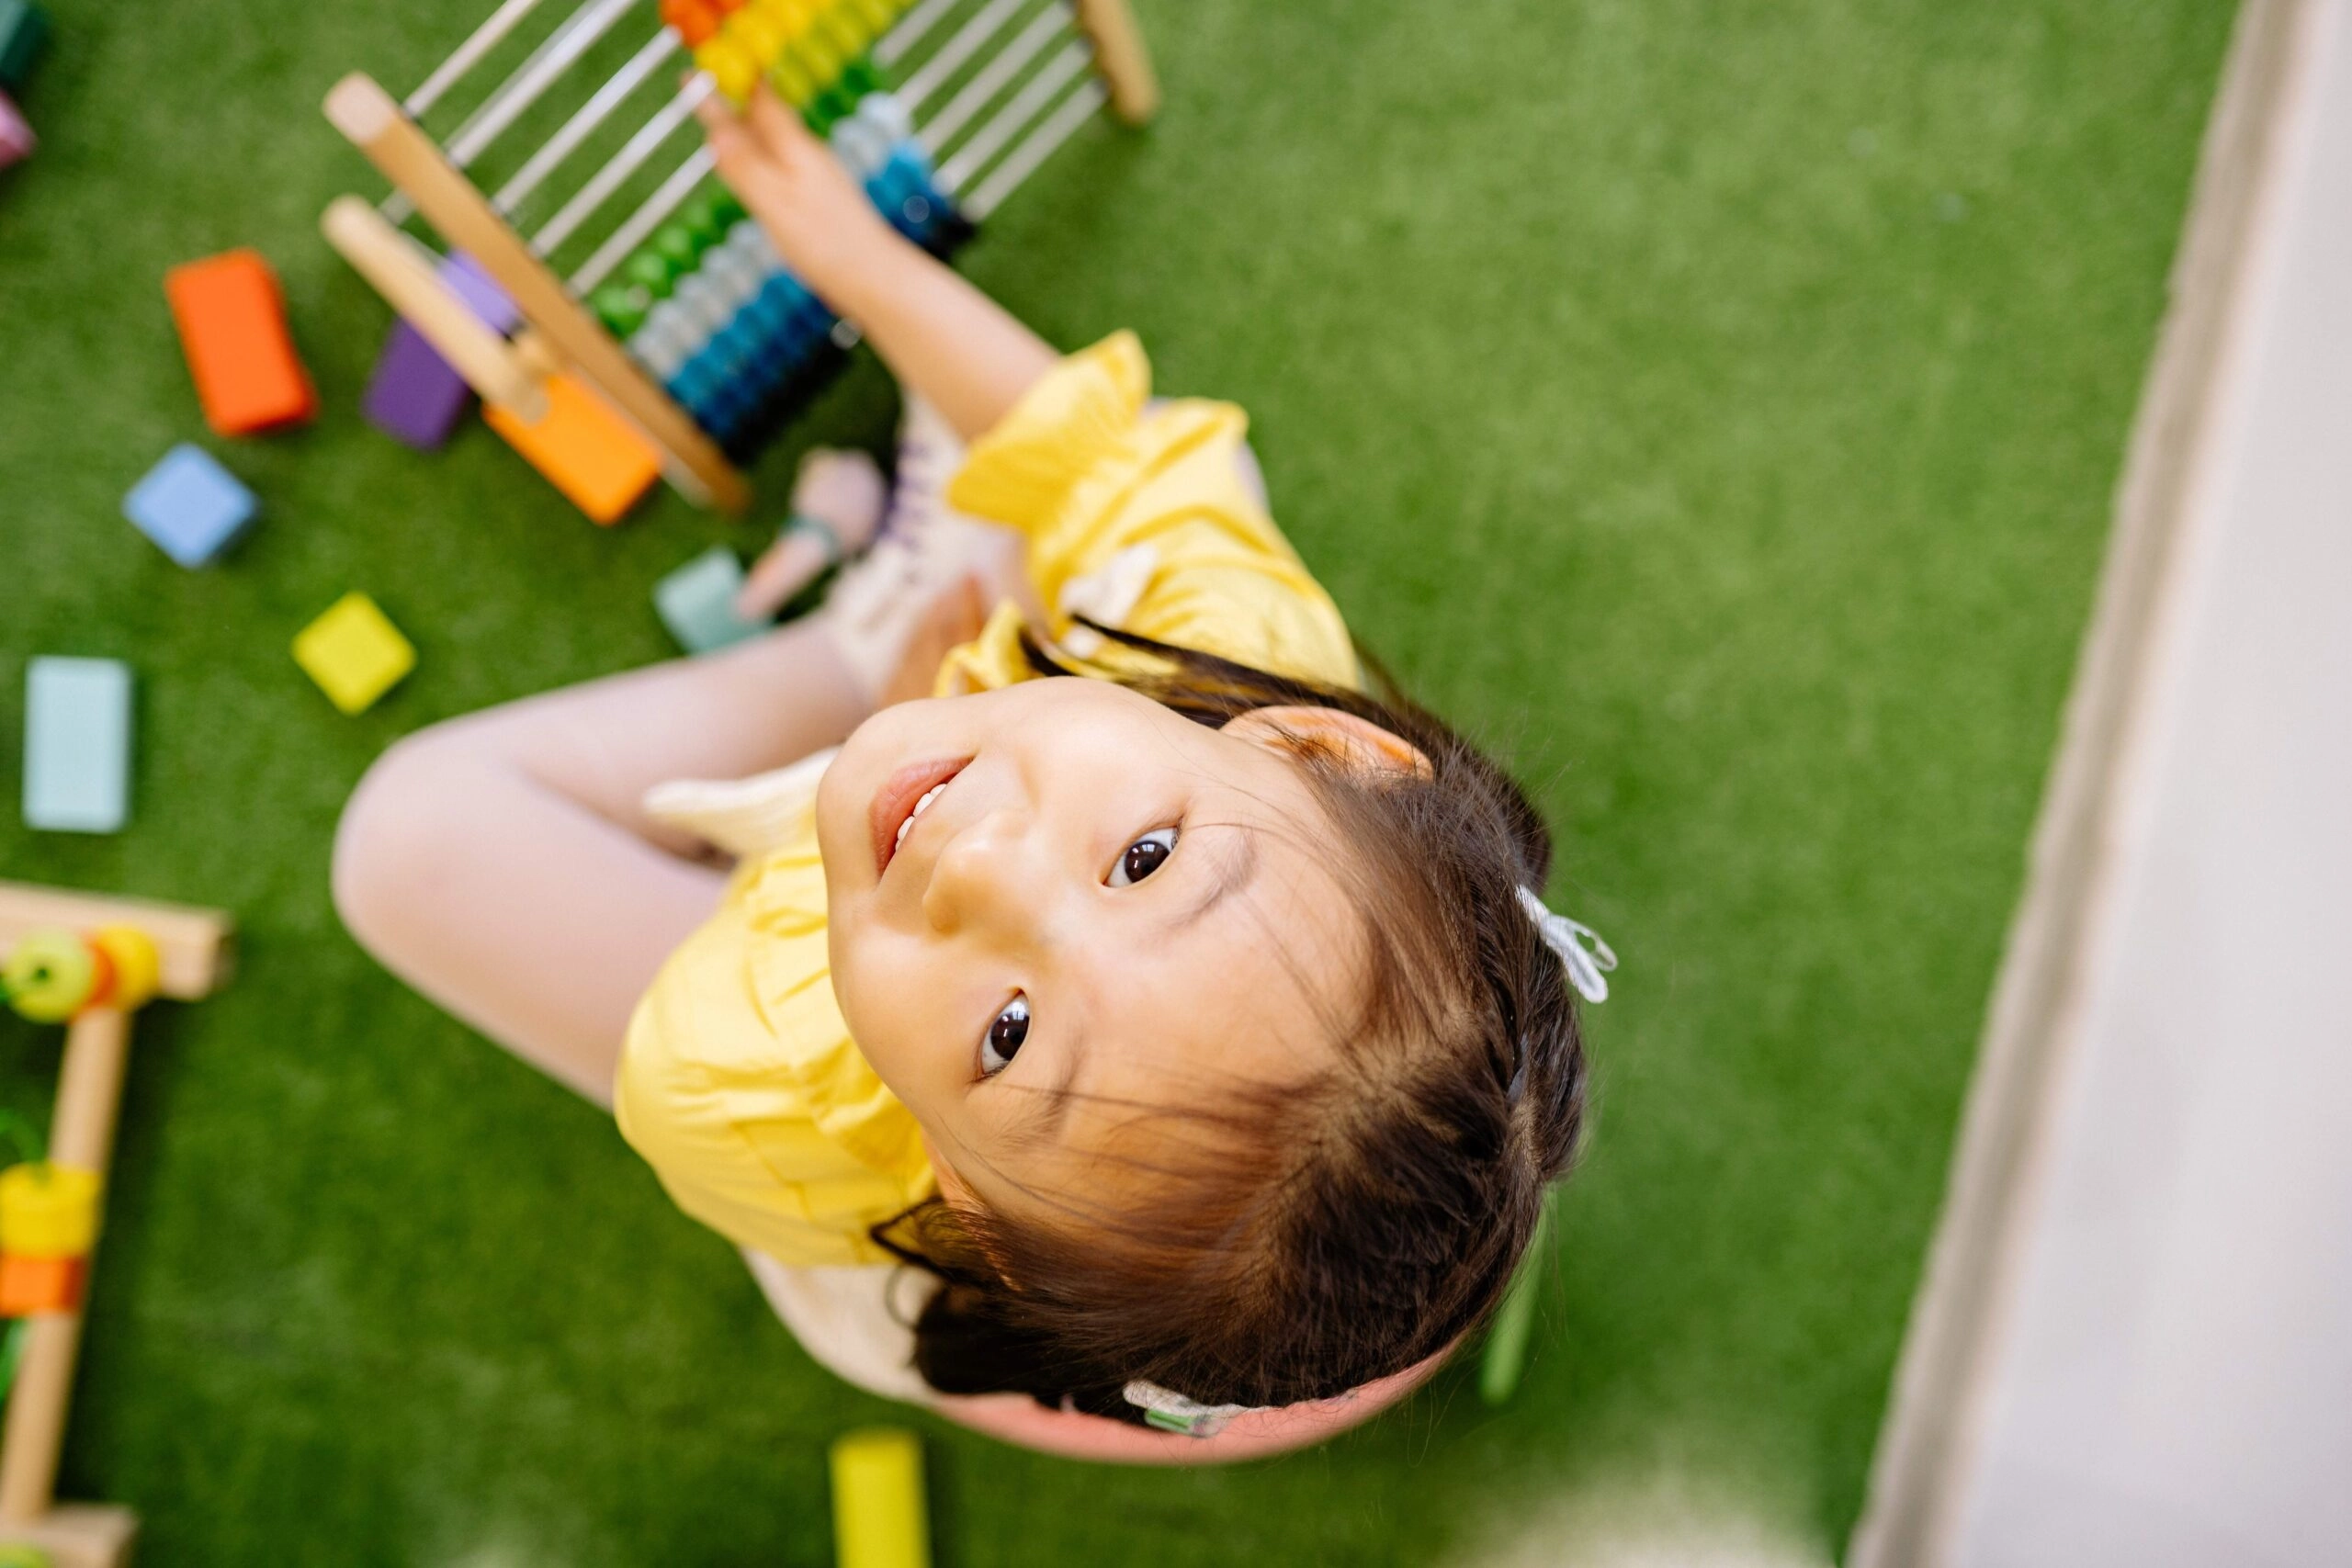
[1109,828,1178,887]
[981,995,1029,1077]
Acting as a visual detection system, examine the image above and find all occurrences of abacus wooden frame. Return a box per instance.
[321,0,1161,518]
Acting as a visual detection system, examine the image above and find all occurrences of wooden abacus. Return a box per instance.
[321,0,1160,517]
[0,882,234,1568]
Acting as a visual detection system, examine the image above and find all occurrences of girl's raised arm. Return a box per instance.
[695,85,1058,442]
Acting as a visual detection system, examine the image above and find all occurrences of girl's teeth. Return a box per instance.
[896,783,946,850]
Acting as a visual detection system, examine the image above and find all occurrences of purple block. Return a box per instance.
[362,319,472,450]
[440,252,521,335]
[359,252,525,451]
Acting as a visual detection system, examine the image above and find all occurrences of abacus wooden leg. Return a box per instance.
[1072,0,1158,124]
[324,72,753,515]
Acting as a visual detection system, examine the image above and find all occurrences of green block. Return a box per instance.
[0,0,48,92]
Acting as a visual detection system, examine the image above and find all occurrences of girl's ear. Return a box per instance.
[1227,705,1432,779]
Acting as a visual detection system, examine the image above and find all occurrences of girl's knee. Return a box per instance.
[331,728,475,959]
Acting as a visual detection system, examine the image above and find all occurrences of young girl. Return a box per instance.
[333,85,1606,1461]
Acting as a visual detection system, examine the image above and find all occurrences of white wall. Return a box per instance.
[1952,6,2352,1564]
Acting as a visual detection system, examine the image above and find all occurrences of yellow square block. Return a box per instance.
[293,592,416,715]
[484,374,662,526]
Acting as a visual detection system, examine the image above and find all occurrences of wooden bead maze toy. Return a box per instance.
[0,882,233,1568]
[322,0,1160,519]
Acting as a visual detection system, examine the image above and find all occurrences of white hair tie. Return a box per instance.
[1122,1380,1262,1438]
[1516,887,1617,1004]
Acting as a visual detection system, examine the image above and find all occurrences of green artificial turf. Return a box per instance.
[0,1,2233,1562]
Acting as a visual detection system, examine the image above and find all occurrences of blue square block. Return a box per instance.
[655,547,763,656]
[23,656,131,833]
[124,444,255,567]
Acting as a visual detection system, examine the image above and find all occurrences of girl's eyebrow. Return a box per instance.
[1166,825,1260,933]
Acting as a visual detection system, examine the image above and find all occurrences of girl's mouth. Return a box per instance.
[869,757,970,877]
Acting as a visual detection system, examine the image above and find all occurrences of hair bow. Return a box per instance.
[1123,1380,1261,1438]
[1515,887,1617,1003]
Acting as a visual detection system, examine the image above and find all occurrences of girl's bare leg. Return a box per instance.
[332,618,871,1105]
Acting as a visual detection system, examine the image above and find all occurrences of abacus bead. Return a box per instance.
[695,35,761,102]
[672,274,731,336]
[593,283,650,337]
[623,249,681,299]
[653,225,703,276]
[840,58,881,102]
[631,325,687,381]
[795,30,844,87]
[711,0,748,13]
[727,7,786,64]
[768,53,818,107]
[855,90,912,145]
[662,0,721,46]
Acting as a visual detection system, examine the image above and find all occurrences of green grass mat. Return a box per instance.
[0,1,2232,1561]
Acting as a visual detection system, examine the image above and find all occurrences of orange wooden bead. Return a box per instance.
[164,250,317,437]
[661,0,720,45]
[0,1253,84,1317]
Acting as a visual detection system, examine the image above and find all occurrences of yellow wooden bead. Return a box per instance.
[768,52,819,107]
[726,7,786,65]
[88,925,160,1012]
[695,35,762,103]
[0,1164,102,1258]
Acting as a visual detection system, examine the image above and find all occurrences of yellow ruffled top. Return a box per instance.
[615,333,1360,1265]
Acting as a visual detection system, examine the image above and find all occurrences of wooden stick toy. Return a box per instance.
[0,882,234,1568]
[321,0,1159,521]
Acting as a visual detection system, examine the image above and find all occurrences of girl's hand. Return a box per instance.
[694,83,898,299]
[880,575,990,706]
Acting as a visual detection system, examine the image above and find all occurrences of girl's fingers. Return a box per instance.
[745,81,819,164]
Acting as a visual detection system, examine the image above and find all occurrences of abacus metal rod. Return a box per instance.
[934,38,1089,193]
[900,0,1030,117]
[876,0,963,67]
[571,144,718,292]
[407,0,550,116]
[533,75,714,256]
[920,3,1071,154]
[383,0,638,223]
[965,75,1104,220]
[446,0,642,168]
[493,29,680,214]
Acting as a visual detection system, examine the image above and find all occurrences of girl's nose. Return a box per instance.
[921,808,1040,942]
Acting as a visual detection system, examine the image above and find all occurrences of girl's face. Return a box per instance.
[816,678,1409,1219]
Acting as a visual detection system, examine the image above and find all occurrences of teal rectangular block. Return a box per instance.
[0,0,48,93]
[23,656,131,833]
[655,546,763,655]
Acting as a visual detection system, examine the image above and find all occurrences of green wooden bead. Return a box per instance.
[652,223,704,272]
[809,88,849,133]
[623,250,681,299]
[677,193,730,248]
[592,284,650,338]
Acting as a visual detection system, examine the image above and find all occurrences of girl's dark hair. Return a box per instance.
[869,624,1590,1424]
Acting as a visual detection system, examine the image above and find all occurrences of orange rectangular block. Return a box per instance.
[0,1252,84,1316]
[484,373,662,525]
[164,249,318,436]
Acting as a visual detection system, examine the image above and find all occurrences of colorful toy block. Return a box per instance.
[164,249,317,437]
[21,658,130,835]
[830,1428,928,1568]
[0,89,30,171]
[0,0,46,93]
[655,546,764,655]
[483,372,662,525]
[291,593,414,716]
[362,253,524,451]
[121,444,255,566]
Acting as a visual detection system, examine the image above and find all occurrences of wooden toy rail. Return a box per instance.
[322,0,1160,516]
[0,882,233,1568]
